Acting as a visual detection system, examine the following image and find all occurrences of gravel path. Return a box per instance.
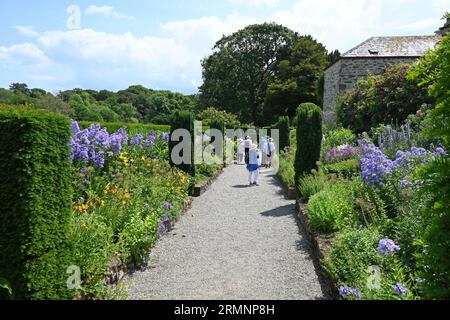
[125,164,328,300]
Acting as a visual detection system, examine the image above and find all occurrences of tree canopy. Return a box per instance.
[199,23,298,126]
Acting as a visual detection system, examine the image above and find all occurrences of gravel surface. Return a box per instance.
[125,164,328,300]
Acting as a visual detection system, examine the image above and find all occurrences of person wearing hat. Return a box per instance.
[247,143,261,186]
[267,137,276,168]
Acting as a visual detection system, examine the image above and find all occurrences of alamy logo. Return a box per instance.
[66,265,81,290]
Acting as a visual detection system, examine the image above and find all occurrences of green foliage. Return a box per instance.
[79,121,170,135]
[278,149,295,188]
[294,103,323,189]
[169,110,196,176]
[263,35,328,121]
[325,227,381,288]
[337,64,434,133]
[0,83,198,124]
[0,277,12,299]
[278,116,291,152]
[325,159,360,179]
[307,182,356,233]
[0,106,72,299]
[199,107,241,128]
[298,173,329,201]
[322,128,356,153]
[199,23,297,126]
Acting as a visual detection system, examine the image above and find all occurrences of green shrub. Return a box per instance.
[325,227,381,289]
[322,128,356,153]
[307,182,356,233]
[278,149,295,188]
[337,64,434,133]
[0,106,73,299]
[298,173,328,201]
[79,121,170,135]
[325,158,360,179]
[278,116,290,152]
[169,110,196,176]
[294,103,323,190]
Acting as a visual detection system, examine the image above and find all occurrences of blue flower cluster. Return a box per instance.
[359,140,446,188]
[393,283,408,297]
[70,121,128,169]
[359,141,394,187]
[377,238,400,256]
[69,121,170,169]
[339,286,361,299]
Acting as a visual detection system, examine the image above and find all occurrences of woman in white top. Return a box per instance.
[247,144,261,186]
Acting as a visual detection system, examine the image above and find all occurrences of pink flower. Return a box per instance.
[416,109,422,116]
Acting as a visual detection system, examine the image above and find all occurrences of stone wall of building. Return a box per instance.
[323,57,418,115]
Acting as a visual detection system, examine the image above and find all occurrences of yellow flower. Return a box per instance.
[122,200,127,206]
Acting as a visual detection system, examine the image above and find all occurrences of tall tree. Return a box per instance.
[263,36,328,123]
[200,23,297,126]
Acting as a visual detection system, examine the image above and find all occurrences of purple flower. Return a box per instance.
[159,132,170,142]
[435,147,447,156]
[94,151,105,169]
[80,167,88,176]
[162,202,173,211]
[393,283,408,297]
[359,141,394,187]
[144,204,150,210]
[130,134,143,146]
[377,239,400,256]
[71,120,80,135]
[400,180,413,190]
[339,286,361,299]
[161,213,171,222]
[157,221,166,238]
[325,145,358,163]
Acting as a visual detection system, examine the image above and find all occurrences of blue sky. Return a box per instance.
[0,0,448,94]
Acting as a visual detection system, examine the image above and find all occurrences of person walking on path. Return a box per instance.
[244,136,252,164]
[247,143,261,186]
[267,138,276,168]
[237,138,245,164]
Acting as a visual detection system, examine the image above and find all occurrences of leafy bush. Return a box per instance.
[322,128,356,153]
[294,103,323,189]
[278,116,290,152]
[198,107,241,129]
[0,106,73,299]
[408,34,450,299]
[278,149,295,188]
[325,227,381,289]
[337,64,434,133]
[325,158,360,179]
[307,182,356,233]
[169,110,196,176]
[298,173,328,201]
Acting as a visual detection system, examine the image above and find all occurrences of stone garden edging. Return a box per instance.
[295,200,339,299]
[189,165,225,197]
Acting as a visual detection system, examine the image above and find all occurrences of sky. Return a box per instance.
[0,0,448,94]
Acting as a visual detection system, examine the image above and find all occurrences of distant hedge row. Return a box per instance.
[78,121,170,135]
[0,106,73,299]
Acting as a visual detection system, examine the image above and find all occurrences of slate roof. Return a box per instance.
[342,35,441,58]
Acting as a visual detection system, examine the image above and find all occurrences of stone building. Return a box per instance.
[323,35,441,116]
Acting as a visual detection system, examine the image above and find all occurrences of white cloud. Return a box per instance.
[85,5,135,20]
[14,25,39,37]
[228,0,279,8]
[0,43,52,66]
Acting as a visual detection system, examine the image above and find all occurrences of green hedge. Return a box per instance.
[0,106,73,299]
[295,103,323,192]
[278,116,290,152]
[79,121,170,135]
[325,159,360,179]
[169,110,195,176]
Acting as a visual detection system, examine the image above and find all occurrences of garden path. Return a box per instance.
[125,164,328,300]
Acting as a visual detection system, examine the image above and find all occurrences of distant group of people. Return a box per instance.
[236,136,276,186]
